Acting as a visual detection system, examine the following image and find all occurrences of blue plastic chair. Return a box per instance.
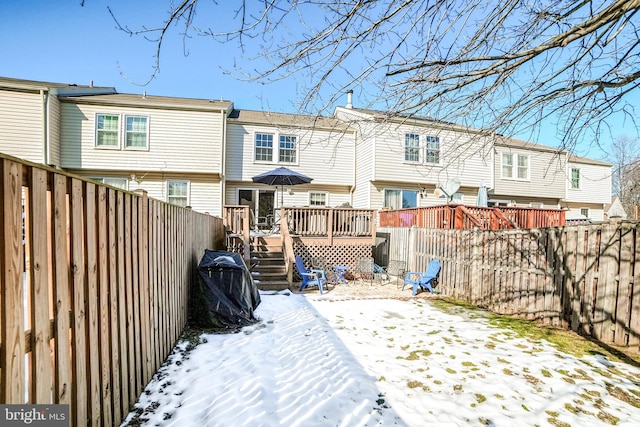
[402,259,441,296]
[295,255,327,294]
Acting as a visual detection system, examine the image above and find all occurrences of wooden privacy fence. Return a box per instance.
[0,155,225,426]
[379,220,640,349]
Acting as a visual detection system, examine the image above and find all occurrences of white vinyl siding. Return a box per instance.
[0,89,45,163]
[565,161,612,204]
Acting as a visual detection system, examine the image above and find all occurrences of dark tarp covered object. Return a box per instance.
[196,250,261,328]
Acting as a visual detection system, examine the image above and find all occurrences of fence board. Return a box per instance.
[84,183,101,426]
[27,168,51,404]
[123,194,136,404]
[631,224,640,348]
[97,186,112,427]
[116,191,129,418]
[70,178,87,426]
[1,159,25,404]
[107,188,122,425]
[130,194,141,399]
[53,174,72,405]
[617,224,634,346]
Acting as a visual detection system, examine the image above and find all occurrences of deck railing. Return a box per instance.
[379,205,565,230]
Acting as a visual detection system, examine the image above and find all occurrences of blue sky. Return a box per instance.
[1,0,636,159]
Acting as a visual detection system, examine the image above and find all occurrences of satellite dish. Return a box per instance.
[435,178,461,202]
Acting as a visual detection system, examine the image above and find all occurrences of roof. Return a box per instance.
[228,109,352,132]
[0,76,115,95]
[60,93,233,112]
[567,153,612,167]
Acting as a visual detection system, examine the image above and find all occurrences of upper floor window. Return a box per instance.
[384,189,418,209]
[96,114,120,148]
[125,116,148,149]
[502,153,529,180]
[255,133,274,162]
[425,136,440,164]
[279,135,297,163]
[571,168,580,189]
[167,180,189,207]
[404,133,420,162]
[309,192,327,207]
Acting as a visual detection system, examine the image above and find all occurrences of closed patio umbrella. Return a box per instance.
[252,166,313,208]
[477,180,488,207]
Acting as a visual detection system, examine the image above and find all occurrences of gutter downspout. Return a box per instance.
[220,108,228,218]
[41,90,49,165]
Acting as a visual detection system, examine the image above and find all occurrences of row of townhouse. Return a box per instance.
[0,77,612,223]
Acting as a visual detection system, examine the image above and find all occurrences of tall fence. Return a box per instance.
[0,155,225,426]
[380,220,640,349]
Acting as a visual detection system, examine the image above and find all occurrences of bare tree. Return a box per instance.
[610,136,640,217]
[110,0,640,150]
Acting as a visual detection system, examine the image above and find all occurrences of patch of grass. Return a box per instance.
[605,383,640,408]
[503,368,514,376]
[494,394,504,399]
[475,393,487,404]
[497,357,510,364]
[378,376,386,382]
[446,367,457,374]
[522,404,530,412]
[547,418,570,427]
[524,374,542,387]
[545,411,559,417]
[485,342,496,350]
[433,380,442,385]
[453,384,463,392]
[541,369,553,378]
[431,298,640,364]
[449,354,456,360]
[427,330,440,335]
[404,349,432,360]
[407,380,423,388]
[401,345,410,350]
[597,411,620,425]
[462,361,476,367]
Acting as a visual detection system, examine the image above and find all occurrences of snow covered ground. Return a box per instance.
[122,291,640,426]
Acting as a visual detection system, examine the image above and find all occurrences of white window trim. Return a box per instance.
[402,133,442,166]
[94,113,121,149]
[124,115,150,151]
[253,131,299,165]
[501,152,530,181]
[308,191,328,207]
[529,202,544,208]
[166,180,190,207]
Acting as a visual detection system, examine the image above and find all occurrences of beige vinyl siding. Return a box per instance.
[69,170,221,215]
[371,122,492,188]
[48,94,61,166]
[565,205,605,222]
[565,161,612,204]
[225,183,351,208]
[493,147,566,199]
[60,102,224,173]
[225,123,354,186]
[0,89,44,163]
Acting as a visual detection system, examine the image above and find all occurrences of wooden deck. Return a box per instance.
[379,205,565,230]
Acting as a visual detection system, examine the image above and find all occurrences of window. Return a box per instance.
[451,192,463,204]
[425,136,440,164]
[502,153,529,180]
[384,189,418,209]
[580,208,590,218]
[125,116,148,149]
[91,177,128,190]
[167,180,189,207]
[96,114,119,147]
[404,133,420,162]
[309,192,327,206]
[571,168,580,189]
[254,133,274,162]
[279,135,297,163]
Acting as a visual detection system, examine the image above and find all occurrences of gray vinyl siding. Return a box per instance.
[492,147,567,199]
[565,161,612,204]
[0,89,44,163]
[225,123,354,186]
[60,102,224,173]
